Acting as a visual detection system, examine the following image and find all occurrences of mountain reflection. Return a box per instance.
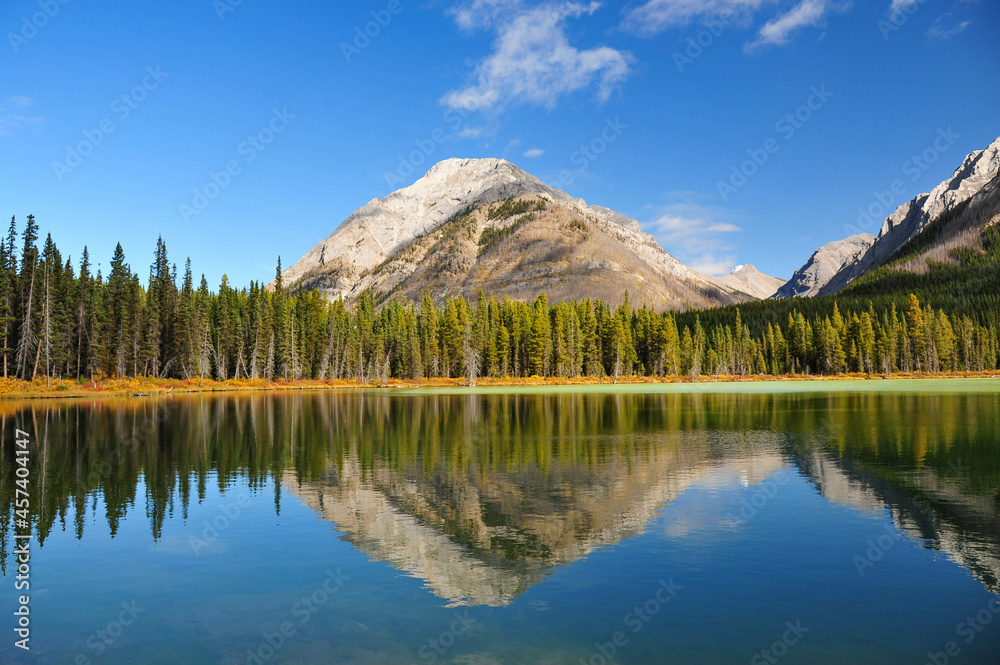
[285,440,789,606]
[1,390,998,603]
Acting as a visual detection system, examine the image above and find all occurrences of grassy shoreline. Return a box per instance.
[1,371,998,401]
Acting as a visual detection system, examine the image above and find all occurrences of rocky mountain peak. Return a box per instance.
[774,234,875,298]
[778,136,1000,298]
[274,157,754,310]
[712,263,786,300]
[816,136,1000,295]
[876,135,1000,240]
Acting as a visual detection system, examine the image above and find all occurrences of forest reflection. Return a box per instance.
[1,389,998,601]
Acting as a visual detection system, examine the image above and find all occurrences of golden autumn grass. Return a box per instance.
[0,371,997,401]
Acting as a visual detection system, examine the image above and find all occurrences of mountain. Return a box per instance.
[714,264,786,299]
[833,169,1000,306]
[276,158,750,310]
[773,234,875,298]
[778,136,1000,298]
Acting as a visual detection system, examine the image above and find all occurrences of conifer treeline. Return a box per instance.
[3,215,998,384]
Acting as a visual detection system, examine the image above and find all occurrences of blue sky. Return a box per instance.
[2,0,998,287]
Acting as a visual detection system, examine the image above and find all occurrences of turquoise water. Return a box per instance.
[1,389,999,663]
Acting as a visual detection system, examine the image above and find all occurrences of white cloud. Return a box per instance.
[690,255,739,276]
[458,126,485,138]
[927,14,971,41]
[523,147,544,157]
[621,0,768,36]
[443,1,631,112]
[0,96,42,138]
[889,0,920,15]
[452,0,518,30]
[642,201,743,275]
[746,0,833,50]
[623,0,847,49]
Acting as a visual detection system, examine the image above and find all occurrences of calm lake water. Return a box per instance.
[2,383,1000,664]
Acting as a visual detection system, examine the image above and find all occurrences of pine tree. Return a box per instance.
[906,294,926,372]
[0,216,16,377]
[528,294,550,376]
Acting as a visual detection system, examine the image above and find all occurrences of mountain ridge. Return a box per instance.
[778,136,1000,298]
[276,157,767,311]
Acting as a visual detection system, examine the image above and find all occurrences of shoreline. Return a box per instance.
[1,372,998,401]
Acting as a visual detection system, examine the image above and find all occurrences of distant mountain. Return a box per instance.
[276,158,751,311]
[714,264,786,299]
[773,234,874,298]
[779,136,1000,298]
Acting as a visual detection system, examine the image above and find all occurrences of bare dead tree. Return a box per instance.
[463,332,481,387]
[15,266,36,380]
[43,261,51,388]
[250,327,260,380]
[197,325,211,386]
[264,334,275,380]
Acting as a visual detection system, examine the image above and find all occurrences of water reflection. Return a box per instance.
[1,390,998,604]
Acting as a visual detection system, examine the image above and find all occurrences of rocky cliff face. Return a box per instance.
[778,137,1000,298]
[818,136,1000,295]
[714,264,786,299]
[275,158,750,310]
[773,234,875,298]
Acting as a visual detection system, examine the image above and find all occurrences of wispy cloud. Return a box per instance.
[889,0,920,15]
[621,0,767,36]
[689,255,740,277]
[523,147,544,157]
[642,200,743,276]
[927,14,971,41]
[622,0,847,50]
[443,1,631,112]
[0,96,43,138]
[746,0,843,51]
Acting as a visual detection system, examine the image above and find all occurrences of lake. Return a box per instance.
[2,382,1000,664]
